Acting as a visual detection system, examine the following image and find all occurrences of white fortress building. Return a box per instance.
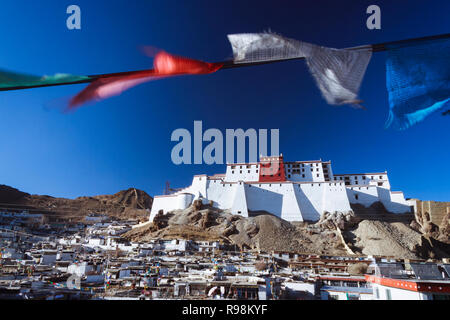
[150,154,411,222]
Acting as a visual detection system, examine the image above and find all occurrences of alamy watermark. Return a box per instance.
[64,5,380,32]
[366,5,381,30]
[66,273,81,289]
[66,5,81,30]
[171,121,279,165]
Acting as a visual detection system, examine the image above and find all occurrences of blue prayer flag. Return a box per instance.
[385,38,450,130]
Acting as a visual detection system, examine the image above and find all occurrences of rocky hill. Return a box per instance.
[123,200,450,259]
[0,184,152,221]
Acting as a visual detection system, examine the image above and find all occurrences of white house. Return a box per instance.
[367,274,450,300]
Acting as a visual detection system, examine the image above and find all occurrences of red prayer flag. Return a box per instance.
[68,51,223,109]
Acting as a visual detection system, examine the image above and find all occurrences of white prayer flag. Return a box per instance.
[227,32,372,107]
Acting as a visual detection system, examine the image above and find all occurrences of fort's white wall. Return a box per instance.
[150,195,182,221]
[190,175,208,198]
[295,183,324,221]
[177,193,194,210]
[379,188,411,213]
[205,180,235,210]
[231,182,249,217]
[346,186,411,214]
[244,182,351,222]
[347,186,380,207]
[280,184,303,221]
[245,183,286,218]
[323,182,352,214]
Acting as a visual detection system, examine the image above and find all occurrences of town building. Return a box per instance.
[366,262,450,300]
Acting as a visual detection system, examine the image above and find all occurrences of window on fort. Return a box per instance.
[317,174,319,177]
[378,182,383,186]
[232,171,234,174]
[371,176,374,179]
[302,174,305,178]
[379,176,383,179]
[256,170,258,173]
[316,168,319,171]
[247,170,250,173]
[288,175,291,178]
[355,194,359,200]
[240,170,242,174]
[231,166,236,169]
[311,168,313,172]
[363,176,366,180]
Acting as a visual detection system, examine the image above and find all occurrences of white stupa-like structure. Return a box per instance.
[150,154,411,222]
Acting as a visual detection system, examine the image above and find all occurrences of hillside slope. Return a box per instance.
[0,184,152,221]
[124,201,450,259]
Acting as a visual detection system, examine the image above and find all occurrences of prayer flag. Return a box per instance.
[385,38,450,129]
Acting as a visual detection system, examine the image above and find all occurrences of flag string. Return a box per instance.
[1,32,448,92]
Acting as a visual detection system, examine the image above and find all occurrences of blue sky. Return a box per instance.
[0,0,449,201]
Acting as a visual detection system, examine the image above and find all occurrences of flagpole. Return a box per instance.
[0,32,449,92]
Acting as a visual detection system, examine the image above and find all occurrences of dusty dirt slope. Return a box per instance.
[124,201,450,259]
[344,220,422,259]
[124,204,349,255]
[0,184,152,221]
